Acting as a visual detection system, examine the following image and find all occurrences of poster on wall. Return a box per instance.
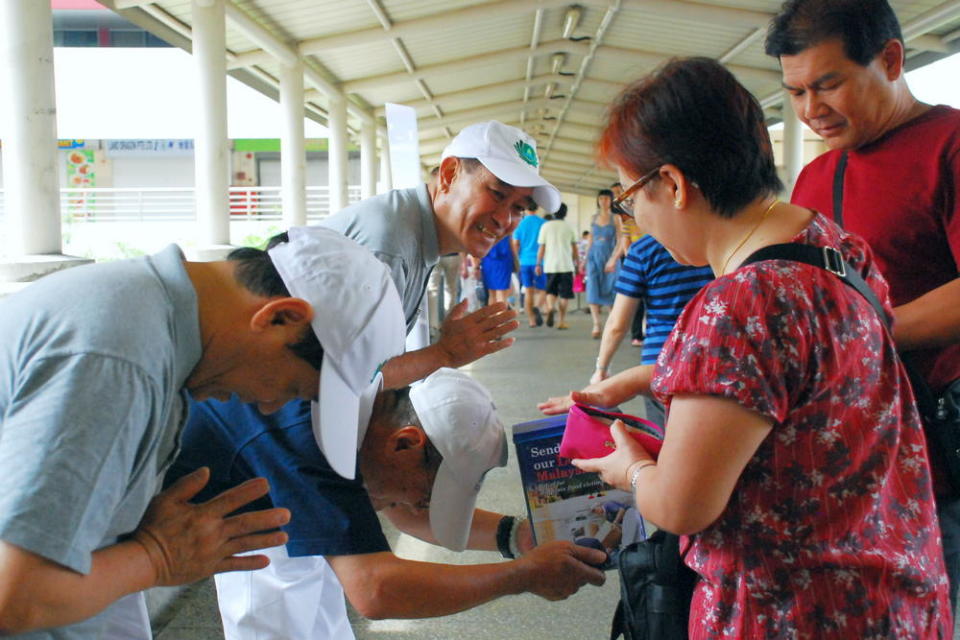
[66,149,96,188]
[65,149,96,217]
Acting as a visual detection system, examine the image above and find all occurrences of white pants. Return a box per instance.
[214,546,353,640]
[101,592,152,640]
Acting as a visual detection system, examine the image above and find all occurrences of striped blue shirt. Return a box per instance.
[616,235,714,365]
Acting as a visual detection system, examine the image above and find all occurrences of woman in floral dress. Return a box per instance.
[540,57,951,638]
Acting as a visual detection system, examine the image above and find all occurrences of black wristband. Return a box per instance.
[496,515,516,559]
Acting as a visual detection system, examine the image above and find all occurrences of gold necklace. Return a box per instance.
[720,198,780,276]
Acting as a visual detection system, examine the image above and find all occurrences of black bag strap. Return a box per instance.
[742,243,889,326]
[832,151,848,227]
[741,243,940,419]
[610,600,625,640]
[827,149,943,414]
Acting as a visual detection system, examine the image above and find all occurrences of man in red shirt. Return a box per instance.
[767,0,960,609]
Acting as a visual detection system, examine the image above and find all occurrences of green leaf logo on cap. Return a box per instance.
[514,140,539,168]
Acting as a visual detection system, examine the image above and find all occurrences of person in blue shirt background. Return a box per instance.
[512,203,548,327]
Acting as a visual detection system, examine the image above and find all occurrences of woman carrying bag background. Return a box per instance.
[540,57,951,638]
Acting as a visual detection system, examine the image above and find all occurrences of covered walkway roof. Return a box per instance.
[102,0,960,195]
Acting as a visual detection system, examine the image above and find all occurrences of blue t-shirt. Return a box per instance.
[616,236,714,365]
[167,397,389,558]
[512,214,545,266]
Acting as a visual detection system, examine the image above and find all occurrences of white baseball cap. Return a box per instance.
[441,121,561,214]
[269,226,406,480]
[409,368,508,551]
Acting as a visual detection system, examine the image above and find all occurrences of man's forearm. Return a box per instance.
[894,278,960,351]
[331,552,527,620]
[0,539,155,634]
[385,507,504,553]
[380,346,449,390]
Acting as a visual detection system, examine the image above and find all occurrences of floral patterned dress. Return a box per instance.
[651,213,952,638]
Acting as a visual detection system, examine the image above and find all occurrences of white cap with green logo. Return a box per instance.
[441,120,561,213]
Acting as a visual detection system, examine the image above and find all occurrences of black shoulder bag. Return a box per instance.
[831,154,960,495]
[610,529,696,640]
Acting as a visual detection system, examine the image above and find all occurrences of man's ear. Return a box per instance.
[250,297,313,337]
[437,156,461,194]
[389,425,428,453]
[879,38,905,81]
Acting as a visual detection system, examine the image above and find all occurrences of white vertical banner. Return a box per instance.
[384,103,422,189]
[384,103,430,352]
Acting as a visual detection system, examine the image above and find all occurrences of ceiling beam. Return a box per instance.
[336,39,591,93]
[902,0,960,42]
[373,74,568,117]
[416,100,606,138]
[226,0,601,70]
[628,0,770,29]
[909,33,950,53]
[542,2,620,163]
[597,44,781,84]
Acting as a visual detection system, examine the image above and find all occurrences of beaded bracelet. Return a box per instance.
[508,516,527,559]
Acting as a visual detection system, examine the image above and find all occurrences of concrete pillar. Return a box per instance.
[0,0,90,289]
[377,132,393,195]
[782,92,805,195]
[192,0,231,256]
[327,93,348,214]
[360,119,377,200]
[0,0,61,257]
[279,60,307,227]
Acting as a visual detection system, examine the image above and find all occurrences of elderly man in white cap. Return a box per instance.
[170,368,607,639]
[0,227,399,639]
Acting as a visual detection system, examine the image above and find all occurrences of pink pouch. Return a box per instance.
[558,403,664,461]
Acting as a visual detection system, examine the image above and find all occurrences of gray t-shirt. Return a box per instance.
[319,183,440,332]
[0,245,202,640]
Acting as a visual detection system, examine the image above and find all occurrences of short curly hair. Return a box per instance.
[765,0,903,67]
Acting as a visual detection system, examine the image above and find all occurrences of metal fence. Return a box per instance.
[0,185,363,223]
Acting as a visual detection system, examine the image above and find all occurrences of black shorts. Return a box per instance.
[545,272,574,299]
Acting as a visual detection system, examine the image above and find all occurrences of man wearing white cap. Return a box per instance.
[315,119,562,389]
[0,227,395,638]
[169,368,607,639]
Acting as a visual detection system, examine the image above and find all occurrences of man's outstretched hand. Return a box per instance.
[435,300,519,368]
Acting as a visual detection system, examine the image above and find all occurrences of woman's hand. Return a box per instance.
[604,256,618,273]
[537,389,612,415]
[572,420,655,491]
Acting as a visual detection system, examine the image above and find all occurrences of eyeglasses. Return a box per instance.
[611,166,660,217]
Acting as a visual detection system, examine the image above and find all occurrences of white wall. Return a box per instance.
[111,155,196,188]
[257,154,361,187]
